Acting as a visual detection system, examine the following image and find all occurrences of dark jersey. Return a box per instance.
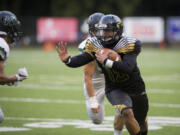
[66,36,145,95]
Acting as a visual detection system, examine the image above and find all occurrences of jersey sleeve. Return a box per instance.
[133,40,142,55]
[112,53,137,74]
[66,52,94,68]
[0,47,6,61]
[110,40,142,74]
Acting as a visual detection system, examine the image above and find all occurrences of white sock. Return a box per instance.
[114,129,123,135]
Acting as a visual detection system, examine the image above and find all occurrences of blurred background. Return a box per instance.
[0,1,180,135]
[1,0,180,48]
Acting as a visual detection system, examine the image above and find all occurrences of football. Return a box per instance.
[100,48,122,62]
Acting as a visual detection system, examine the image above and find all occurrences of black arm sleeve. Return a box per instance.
[66,52,94,68]
[112,53,137,74]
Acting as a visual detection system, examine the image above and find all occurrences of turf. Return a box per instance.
[0,47,180,135]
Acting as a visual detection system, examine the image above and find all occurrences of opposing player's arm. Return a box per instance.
[0,46,17,83]
[0,61,28,85]
[84,61,100,113]
[104,40,142,74]
[84,61,96,97]
[0,61,17,83]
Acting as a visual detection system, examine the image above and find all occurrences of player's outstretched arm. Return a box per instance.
[0,61,28,86]
[0,61,17,84]
[56,41,71,63]
[56,41,94,68]
[84,61,100,113]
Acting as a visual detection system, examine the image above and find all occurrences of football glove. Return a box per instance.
[89,96,99,109]
[16,67,28,81]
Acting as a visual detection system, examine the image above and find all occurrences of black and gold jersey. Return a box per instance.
[84,37,103,58]
[66,36,145,95]
[83,36,140,57]
[84,36,144,94]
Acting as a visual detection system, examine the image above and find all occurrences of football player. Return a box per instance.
[56,14,149,135]
[0,11,28,123]
[78,13,124,135]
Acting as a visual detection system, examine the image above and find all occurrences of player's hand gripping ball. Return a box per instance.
[100,48,122,62]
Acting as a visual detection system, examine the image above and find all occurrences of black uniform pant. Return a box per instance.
[106,88,149,125]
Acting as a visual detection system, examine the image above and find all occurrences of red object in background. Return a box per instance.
[43,42,55,52]
[132,24,155,37]
[37,18,78,42]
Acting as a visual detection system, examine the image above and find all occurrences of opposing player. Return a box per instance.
[0,11,29,123]
[79,13,124,135]
[78,13,105,124]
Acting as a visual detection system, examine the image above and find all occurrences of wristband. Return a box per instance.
[104,59,114,68]
[15,74,20,81]
[64,56,71,64]
[89,96,99,108]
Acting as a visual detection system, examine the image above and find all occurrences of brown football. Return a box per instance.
[100,48,122,62]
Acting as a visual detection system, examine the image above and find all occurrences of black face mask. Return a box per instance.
[101,40,119,49]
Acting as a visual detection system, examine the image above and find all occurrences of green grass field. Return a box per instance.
[0,47,180,135]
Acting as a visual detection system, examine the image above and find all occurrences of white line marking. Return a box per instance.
[2,83,180,94]
[0,97,83,104]
[2,116,180,132]
[150,103,180,108]
[0,127,30,132]
[18,83,82,91]
[144,74,180,83]
[148,89,180,94]
[0,97,180,108]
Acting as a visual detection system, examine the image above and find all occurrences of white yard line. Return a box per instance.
[144,74,180,83]
[0,97,83,104]
[150,103,180,108]
[18,83,82,91]
[1,116,180,132]
[148,89,180,94]
[0,97,180,108]
[5,116,180,123]
[2,83,180,94]
[0,127,30,132]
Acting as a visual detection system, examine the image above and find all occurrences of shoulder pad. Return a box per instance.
[84,37,103,57]
[0,47,7,61]
[116,43,135,54]
[0,38,9,61]
[115,36,142,55]
[84,39,98,57]
[116,41,142,54]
